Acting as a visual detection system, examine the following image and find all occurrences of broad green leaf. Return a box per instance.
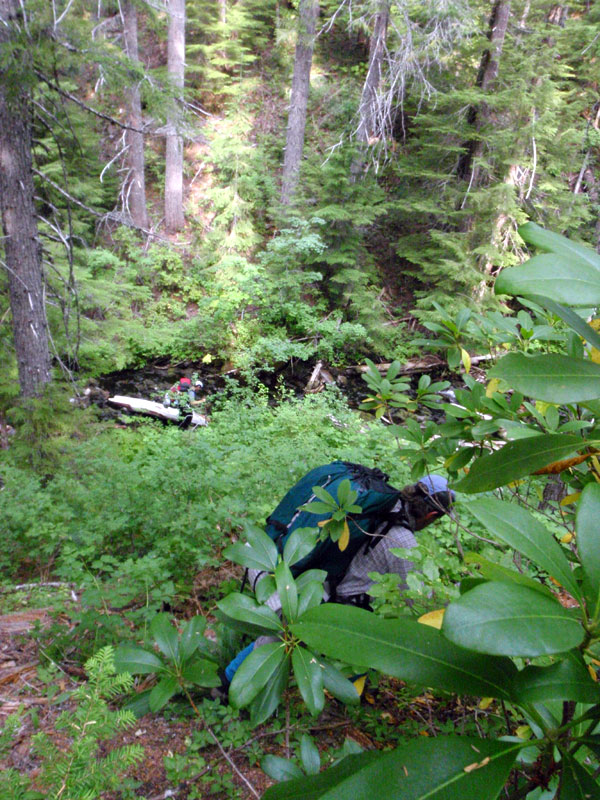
[464,553,553,598]
[263,752,381,800]
[336,479,352,507]
[181,657,220,688]
[454,434,582,493]
[526,295,600,350]
[292,646,325,716]
[179,616,207,662]
[301,735,321,775]
[576,483,600,619]
[230,641,287,708]
[302,501,337,515]
[387,360,402,380]
[150,614,179,665]
[560,755,600,799]
[577,735,600,761]
[217,593,282,632]
[320,661,360,705]
[513,653,600,705]
[298,581,326,617]
[295,569,328,591]
[245,525,279,571]
[292,604,517,700]
[442,582,584,657]
[148,675,179,712]
[490,353,600,404]
[124,688,152,718]
[495,253,600,306]
[212,609,279,639]
[519,222,600,271]
[255,575,277,604]
[283,527,319,567]
[114,646,164,675]
[224,541,277,572]
[467,499,581,600]
[275,561,298,622]
[249,652,290,727]
[261,755,304,783]
[263,735,519,800]
[312,485,337,505]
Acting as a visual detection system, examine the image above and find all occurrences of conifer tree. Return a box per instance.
[121,0,149,229]
[456,0,511,191]
[165,0,186,232]
[281,0,320,206]
[0,0,52,397]
[351,0,390,179]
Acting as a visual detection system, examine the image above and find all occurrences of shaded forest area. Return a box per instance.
[2,0,599,397]
[3,2,600,799]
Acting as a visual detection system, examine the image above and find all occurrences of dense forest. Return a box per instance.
[2,1,600,798]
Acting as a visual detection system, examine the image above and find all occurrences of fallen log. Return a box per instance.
[108,395,208,427]
[346,353,493,375]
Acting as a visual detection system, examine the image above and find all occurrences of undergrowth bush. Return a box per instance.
[0,387,412,659]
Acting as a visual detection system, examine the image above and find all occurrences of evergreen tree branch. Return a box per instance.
[34,69,148,134]
[31,168,188,245]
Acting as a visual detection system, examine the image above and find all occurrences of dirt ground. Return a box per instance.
[0,576,529,799]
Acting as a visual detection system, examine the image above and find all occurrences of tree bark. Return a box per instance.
[121,0,148,229]
[356,1,389,145]
[0,0,52,397]
[280,0,319,206]
[456,0,511,185]
[351,0,390,179]
[165,0,186,232]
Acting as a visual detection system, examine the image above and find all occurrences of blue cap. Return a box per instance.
[419,474,456,501]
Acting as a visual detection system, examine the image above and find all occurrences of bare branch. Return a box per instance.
[35,70,149,133]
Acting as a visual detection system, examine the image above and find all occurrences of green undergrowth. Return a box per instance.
[0,386,416,658]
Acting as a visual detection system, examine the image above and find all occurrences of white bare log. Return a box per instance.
[109,395,208,426]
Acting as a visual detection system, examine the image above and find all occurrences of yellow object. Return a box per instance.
[515,725,532,740]
[485,379,501,398]
[464,756,490,773]
[560,493,581,506]
[560,532,575,544]
[478,697,494,710]
[588,665,598,682]
[418,609,446,629]
[352,675,366,696]
[460,348,471,373]
[589,319,600,363]
[338,520,350,551]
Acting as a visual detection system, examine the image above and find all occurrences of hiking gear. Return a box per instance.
[265,461,405,587]
[179,377,191,389]
[416,474,454,516]
[335,518,416,601]
[419,474,454,498]
[224,642,255,683]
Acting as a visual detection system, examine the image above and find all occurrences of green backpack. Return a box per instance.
[265,461,406,586]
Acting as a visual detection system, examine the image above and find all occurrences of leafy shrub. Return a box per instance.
[261,224,600,799]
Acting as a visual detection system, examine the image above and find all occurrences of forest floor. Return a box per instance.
[0,568,501,800]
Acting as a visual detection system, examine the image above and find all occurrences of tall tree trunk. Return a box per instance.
[280,0,319,206]
[165,0,185,233]
[121,0,148,229]
[456,0,511,185]
[351,0,389,180]
[356,2,390,144]
[0,0,52,397]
